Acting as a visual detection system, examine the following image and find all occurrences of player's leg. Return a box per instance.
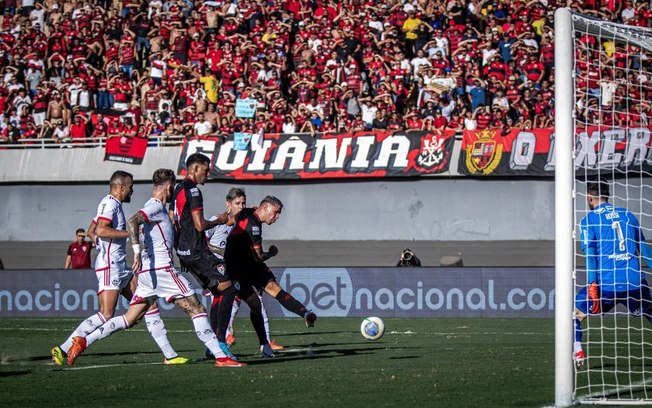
[172,295,246,367]
[67,301,151,366]
[256,290,284,350]
[573,287,590,365]
[263,276,317,327]
[225,295,241,346]
[55,289,119,357]
[241,286,273,357]
[122,271,185,363]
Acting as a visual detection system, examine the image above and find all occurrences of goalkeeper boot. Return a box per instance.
[67,336,87,366]
[574,350,585,367]
[50,346,66,366]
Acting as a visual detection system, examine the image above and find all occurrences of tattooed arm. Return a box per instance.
[127,211,148,273]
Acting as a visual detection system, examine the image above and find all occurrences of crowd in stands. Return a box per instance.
[0,0,649,145]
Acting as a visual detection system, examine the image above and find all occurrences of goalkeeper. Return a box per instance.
[574,182,652,365]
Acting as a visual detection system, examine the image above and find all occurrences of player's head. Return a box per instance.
[75,228,86,242]
[152,168,176,203]
[185,153,211,185]
[226,187,246,217]
[258,195,283,225]
[587,182,610,210]
[109,170,134,203]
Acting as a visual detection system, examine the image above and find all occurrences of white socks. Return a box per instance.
[145,309,177,359]
[61,312,106,353]
[193,313,226,359]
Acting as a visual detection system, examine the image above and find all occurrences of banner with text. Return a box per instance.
[0,267,560,318]
[458,126,652,176]
[177,131,456,180]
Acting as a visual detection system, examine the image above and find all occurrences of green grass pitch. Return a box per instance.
[0,317,555,407]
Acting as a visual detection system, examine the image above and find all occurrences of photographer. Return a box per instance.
[396,249,422,267]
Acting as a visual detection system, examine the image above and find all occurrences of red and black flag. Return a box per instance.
[104,136,149,164]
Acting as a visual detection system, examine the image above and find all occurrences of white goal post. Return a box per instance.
[555,7,652,407]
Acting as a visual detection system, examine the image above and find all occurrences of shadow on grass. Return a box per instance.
[0,370,32,377]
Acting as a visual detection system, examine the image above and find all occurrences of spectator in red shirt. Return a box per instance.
[64,228,92,269]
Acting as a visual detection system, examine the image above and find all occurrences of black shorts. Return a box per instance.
[178,250,232,290]
[227,262,276,300]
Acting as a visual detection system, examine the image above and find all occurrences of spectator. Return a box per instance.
[64,228,92,270]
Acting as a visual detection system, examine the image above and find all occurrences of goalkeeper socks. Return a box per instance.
[61,312,107,353]
[192,313,225,359]
[145,309,177,360]
[275,289,307,317]
[209,295,221,334]
[575,319,583,342]
[216,285,237,342]
[86,316,128,347]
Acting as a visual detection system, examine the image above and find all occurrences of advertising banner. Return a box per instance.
[0,267,558,318]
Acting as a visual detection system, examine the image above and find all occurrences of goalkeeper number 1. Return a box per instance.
[574,182,652,365]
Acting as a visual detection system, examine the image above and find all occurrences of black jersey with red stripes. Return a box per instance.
[170,178,207,256]
[224,207,262,267]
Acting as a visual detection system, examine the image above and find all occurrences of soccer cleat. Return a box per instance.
[219,341,238,361]
[574,350,585,367]
[260,343,275,358]
[67,336,87,366]
[215,357,247,367]
[269,339,285,351]
[226,333,236,347]
[305,310,317,328]
[51,346,66,366]
[163,356,190,365]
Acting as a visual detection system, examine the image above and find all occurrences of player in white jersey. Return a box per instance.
[67,169,245,367]
[204,187,284,357]
[51,170,187,366]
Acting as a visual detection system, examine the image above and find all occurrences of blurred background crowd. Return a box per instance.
[0,0,649,144]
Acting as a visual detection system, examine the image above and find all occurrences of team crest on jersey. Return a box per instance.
[416,134,449,171]
[465,129,503,175]
[190,188,199,197]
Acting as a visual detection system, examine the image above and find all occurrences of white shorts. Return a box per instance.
[131,265,195,304]
[96,266,132,294]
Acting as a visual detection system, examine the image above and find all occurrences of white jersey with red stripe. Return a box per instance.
[204,217,234,262]
[139,197,175,271]
[94,194,127,272]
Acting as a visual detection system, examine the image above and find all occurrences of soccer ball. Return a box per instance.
[360,317,385,341]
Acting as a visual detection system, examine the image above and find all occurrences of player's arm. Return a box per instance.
[127,211,148,273]
[190,208,229,232]
[252,241,278,262]
[95,217,128,239]
[86,219,97,245]
[581,222,600,314]
[64,251,72,269]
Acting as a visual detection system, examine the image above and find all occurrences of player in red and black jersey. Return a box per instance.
[225,195,317,357]
[169,153,239,360]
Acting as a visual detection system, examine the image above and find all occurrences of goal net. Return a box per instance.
[555,8,652,407]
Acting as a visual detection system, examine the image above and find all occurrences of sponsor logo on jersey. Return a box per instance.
[251,226,260,235]
[177,249,191,256]
[190,188,199,197]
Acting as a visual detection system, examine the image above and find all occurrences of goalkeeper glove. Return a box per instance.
[588,282,600,314]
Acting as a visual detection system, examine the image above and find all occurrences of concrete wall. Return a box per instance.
[1,178,557,241]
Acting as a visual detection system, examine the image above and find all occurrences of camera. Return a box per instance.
[397,249,421,267]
